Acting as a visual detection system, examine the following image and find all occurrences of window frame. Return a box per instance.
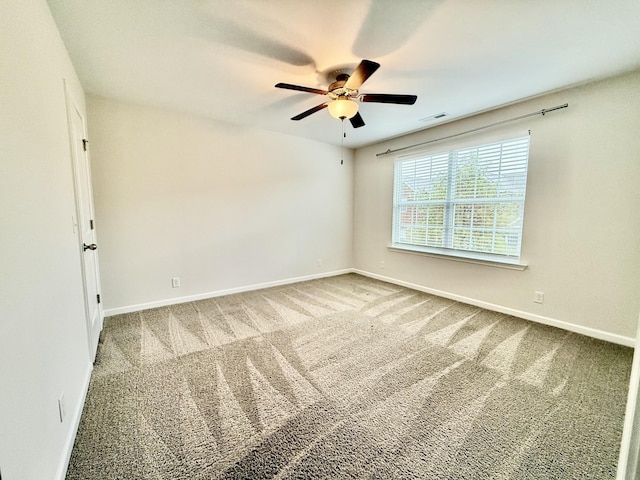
[391,134,530,269]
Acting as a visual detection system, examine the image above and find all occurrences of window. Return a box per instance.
[392,135,530,265]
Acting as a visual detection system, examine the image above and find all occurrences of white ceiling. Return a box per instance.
[47,0,640,148]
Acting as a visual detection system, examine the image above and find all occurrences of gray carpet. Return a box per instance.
[66,274,632,479]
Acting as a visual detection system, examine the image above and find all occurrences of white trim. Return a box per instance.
[617,313,640,479]
[104,267,633,347]
[388,245,527,270]
[103,269,353,316]
[55,363,93,480]
[353,269,635,347]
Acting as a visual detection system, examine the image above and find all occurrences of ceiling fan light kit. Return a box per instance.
[328,97,359,120]
[275,59,417,129]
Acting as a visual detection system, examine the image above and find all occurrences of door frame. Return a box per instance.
[64,80,103,362]
[617,314,640,479]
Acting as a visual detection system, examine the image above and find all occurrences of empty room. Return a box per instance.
[2,0,640,479]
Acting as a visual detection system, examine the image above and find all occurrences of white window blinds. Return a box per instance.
[392,135,530,261]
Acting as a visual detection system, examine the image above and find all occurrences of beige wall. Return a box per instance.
[2,4,638,478]
[87,96,354,312]
[0,1,92,479]
[353,71,640,342]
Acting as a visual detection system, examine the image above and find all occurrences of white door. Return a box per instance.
[66,85,103,362]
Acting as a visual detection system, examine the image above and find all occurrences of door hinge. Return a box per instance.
[82,138,89,151]
[96,294,101,304]
[90,219,94,230]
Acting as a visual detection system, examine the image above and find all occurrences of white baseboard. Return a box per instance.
[103,267,634,347]
[55,362,93,480]
[353,269,635,348]
[103,269,353,317]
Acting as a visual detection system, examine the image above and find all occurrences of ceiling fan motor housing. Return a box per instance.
[328,74,358,100]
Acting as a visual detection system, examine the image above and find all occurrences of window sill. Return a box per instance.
[388,244,528,271]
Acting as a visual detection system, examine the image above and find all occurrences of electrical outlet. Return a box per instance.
[533,291,544,304]
[171,277,181,288]
[380,260,385,269]
[58,393,66,422]
[317,258,322,267]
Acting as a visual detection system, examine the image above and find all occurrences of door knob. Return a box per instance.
[83,243,97,251]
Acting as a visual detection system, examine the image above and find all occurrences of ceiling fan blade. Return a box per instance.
[349,112,365,128]
[291,102,329,121]
[360,93,417,105]
[275,83,328,96]
[353,0,442,58]
[205,18,316,67]
[344,59,380,90]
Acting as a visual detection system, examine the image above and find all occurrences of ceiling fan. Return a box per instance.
[275,59,417,128]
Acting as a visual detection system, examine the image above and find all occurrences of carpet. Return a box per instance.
[66,273,632,479]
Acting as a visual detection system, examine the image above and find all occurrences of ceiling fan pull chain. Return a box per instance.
[341,120,345,165]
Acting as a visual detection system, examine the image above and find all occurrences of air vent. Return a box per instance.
[419,112,448,123]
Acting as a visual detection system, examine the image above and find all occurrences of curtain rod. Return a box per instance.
[376,103,569,157]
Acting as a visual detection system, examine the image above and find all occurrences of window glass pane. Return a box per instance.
[411,227,426,245]
[452,228,471,250]
[472,230,494,252]
[428,205,445,226]
[427,227,444,247]
[495,203,521,228]
[473,204,496,229]
[454,203,472,227]
[493,229,519,256]
[392,135,529,260]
